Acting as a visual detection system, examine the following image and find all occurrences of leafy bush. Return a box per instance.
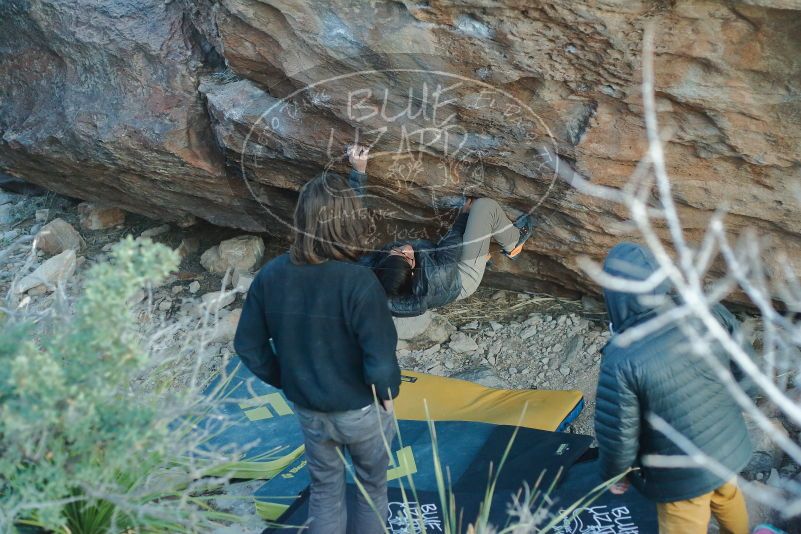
[0,237,234,533]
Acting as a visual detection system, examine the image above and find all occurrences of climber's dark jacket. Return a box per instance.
[358,216,467,317]
[594,242,753,503]
[352,170,467,317]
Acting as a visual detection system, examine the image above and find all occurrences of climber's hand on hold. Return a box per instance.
[348,144,370,173]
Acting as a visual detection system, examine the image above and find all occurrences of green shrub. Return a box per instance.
[0,237,234,533]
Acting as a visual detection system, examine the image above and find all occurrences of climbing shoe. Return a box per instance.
[503,214,534,259]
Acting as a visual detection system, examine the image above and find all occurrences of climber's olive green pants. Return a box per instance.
[456,198,519,300]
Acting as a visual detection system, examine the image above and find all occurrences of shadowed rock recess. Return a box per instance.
[1,0,800,296]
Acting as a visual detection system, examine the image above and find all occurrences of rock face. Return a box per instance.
[1,1,800,296]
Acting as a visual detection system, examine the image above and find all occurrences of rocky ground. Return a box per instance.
[392,290,611,437]
[0,186,612,429]
[0,186,287,392]
[2,186,799,532]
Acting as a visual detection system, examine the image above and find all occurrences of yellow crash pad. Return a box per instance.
[393,371,583,431]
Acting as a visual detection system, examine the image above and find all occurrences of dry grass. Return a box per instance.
[438,287,599,327]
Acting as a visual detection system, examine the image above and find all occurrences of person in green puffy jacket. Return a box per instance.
[594,242,754,534]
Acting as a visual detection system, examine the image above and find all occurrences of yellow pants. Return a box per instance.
[657,480,749,534]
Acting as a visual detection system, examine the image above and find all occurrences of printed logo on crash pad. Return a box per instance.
[554,504,639,534]
[387,446,417,481]
[387,501,442,534]
[400,375,418,383]
[238,392,293,421]
[281,459,307,479]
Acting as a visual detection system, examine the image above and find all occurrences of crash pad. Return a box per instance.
[260,420,594,530]
[199,361,305,479]
[549,455,658,534]
[394,371,584,432]
[202,361,584,481]
[200,359,590,525]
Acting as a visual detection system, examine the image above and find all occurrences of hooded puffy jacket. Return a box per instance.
[595,242,753,503]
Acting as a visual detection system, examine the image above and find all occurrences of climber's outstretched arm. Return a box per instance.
[347,144,370,196]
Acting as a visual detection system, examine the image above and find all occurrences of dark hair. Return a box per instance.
[290,172,368,264]
[374,254,414,296]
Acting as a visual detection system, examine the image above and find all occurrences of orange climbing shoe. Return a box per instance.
[502,214,534,259]
[506,243,525,258]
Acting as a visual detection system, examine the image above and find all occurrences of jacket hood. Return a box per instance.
[603,242,671,333]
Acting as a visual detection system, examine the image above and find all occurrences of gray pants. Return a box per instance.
[457,198,520,300]
[295,403,396,534]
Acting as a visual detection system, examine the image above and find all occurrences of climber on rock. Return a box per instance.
[346,144,534,317]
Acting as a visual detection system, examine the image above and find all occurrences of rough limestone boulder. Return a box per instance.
[1,0,800,296]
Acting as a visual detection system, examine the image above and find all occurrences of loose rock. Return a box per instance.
[448,332,478,353]
[128,289,146,306]
[233,270,254,293]
[201,235,264,274]
[453,366,510,389]
[422,344,440,357]
[35,208,49,222]
[34,218,84,255]
[0,204,13,225]
[211,308,242,343]
[200,290,236,312]
[394,312,433,341]
[426,314,457,345]
[564,335,583,363]
[16,249,77,293]
[77,202,125,230]
[27,284,48,296]
[520,326,538,340]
